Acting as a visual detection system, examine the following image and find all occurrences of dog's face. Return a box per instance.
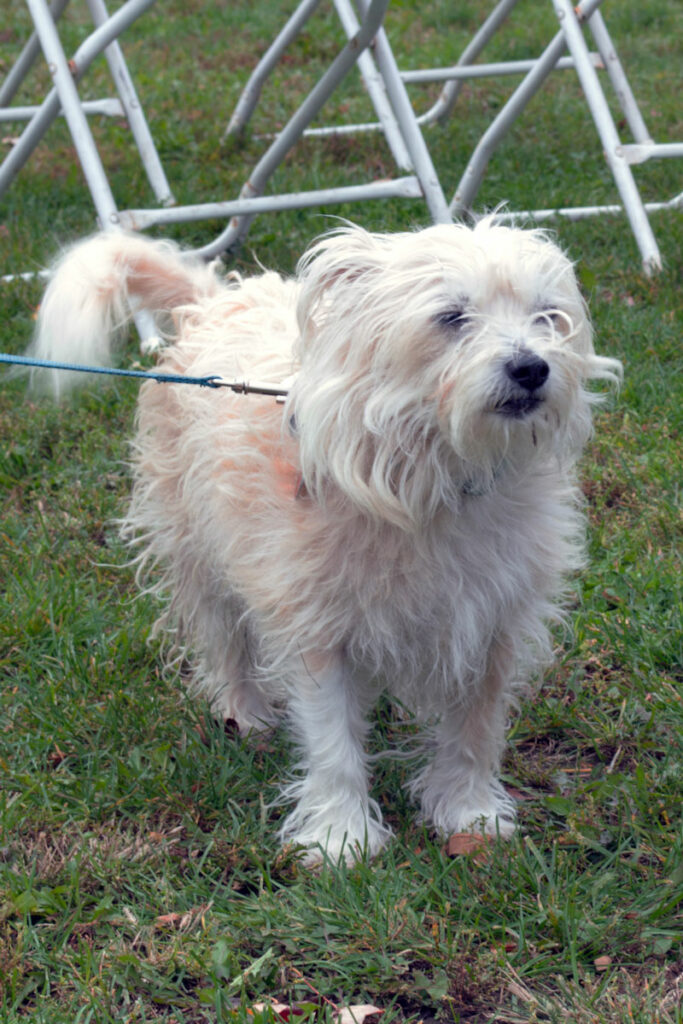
[292,221,620,526]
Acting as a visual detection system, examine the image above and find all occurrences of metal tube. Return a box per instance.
[0,0,70,107]
[492,193,681,223]
[552,0,661,272]
[119,176,424,231]
[422,0,519,125]
[332,0,411,169]
[85,0,174,206]
[352,0,450,223]
[223,0,325,138]
[450,0,604,215]
[0,99,123,121]
[400,55,601,83]
[620,143,683,165]
[587,9,651,145]
[23,0,120,226]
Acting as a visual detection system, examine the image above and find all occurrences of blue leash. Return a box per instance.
[0,352,289,398]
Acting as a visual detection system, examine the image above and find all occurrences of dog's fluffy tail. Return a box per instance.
[28,232,221,397]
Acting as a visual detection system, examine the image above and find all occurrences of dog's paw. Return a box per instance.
[440,806,517,840]
[420,782,517,840]
[139,334,163,355]
[280,807,392,866]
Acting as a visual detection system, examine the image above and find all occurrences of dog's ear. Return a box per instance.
[289,226,450,530]
[295,226,388,339]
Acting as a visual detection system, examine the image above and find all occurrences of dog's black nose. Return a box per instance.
[505,352,549,391]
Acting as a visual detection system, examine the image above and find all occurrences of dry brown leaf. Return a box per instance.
[154,912,183,929]
[250,1000,383,1023]
[48,744,68,768]
[505,786,533,801]
[594,955,612,972]
[251,1002,291,1019]
[445,832,491,861]
[335,1006,383,1024]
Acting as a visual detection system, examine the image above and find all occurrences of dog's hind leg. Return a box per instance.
[410,640,518,839]
[197,632,277,734]
[170,583,278,733]
[278,653,392,864]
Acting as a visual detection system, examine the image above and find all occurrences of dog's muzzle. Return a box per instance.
[495,349,549,418]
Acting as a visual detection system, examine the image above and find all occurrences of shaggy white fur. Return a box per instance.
[29,221,621,863]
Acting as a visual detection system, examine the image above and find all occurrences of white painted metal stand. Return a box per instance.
[1,0,679,277]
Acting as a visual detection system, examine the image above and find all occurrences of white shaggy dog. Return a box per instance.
[30,221,621,863]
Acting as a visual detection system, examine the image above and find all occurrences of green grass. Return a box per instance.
[1,1,681,1021]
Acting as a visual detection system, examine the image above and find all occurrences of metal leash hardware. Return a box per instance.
[0,353,290,399]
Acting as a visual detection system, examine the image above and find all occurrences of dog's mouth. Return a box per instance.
[494,394,543,418]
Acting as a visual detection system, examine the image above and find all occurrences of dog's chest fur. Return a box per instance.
[253,466,574,700]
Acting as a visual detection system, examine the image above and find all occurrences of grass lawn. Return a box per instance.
[0,1,681,1021]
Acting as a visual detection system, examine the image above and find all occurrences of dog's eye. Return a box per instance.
[536,308,566,331]
[436,309,469,330]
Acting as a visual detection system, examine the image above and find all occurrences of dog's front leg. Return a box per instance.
[411,642,517,839]
[279,653,391,864]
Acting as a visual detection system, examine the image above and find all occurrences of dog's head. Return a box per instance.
[290,221,621,527]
